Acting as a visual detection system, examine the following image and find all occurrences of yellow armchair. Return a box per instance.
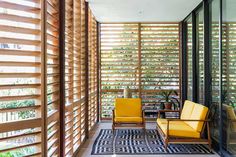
[156,100,211,150]
[112,98,145,131]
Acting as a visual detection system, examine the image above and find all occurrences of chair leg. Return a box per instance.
[142,123,146,134]
[207,122,212,152]
[164,138,168,151]
[112,123,115,133]
[208,142,212,152]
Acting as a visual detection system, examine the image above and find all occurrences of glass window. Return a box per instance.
[196,8,204,104]
[209,0,220,145]
[222,0,236,155]
[187,17,193,100]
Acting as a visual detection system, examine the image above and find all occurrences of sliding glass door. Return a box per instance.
[222,0,236,155]
[183,0,236,156]
[209,0,221,146]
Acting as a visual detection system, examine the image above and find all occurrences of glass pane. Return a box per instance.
[187,17,193,100]
[209,0,220,145]
[197,9,204,104]
[222,0,236,155]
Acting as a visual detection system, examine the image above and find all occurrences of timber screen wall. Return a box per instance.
[100,23,180,119]
[0,0,98,156]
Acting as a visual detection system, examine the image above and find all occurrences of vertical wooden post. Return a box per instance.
[41,0,47,155]
[84,1,89,139]
[97,22,100,122]
[59,0,65,156]
[138,23,142,98]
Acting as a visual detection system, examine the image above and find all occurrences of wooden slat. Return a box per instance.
[0,25,40,35]
[0,49,40,56]
[0,1,40,13]
[0,118,41,133]
[0,13,40,24]
[0,105,40,113]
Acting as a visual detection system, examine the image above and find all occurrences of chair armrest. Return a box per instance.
[167,119,211,122]
[158,110,181,118]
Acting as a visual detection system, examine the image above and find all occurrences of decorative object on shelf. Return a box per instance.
[159,90,178,109]
[123,86,132,98]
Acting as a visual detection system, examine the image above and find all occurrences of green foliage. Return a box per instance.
[0,147,35,157]
[159,90,178,103]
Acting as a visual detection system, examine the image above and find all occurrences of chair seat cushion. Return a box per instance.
[157,120,200,138]
[115,117,143,123]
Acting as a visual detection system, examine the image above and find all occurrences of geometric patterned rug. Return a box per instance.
[91,129,213,155]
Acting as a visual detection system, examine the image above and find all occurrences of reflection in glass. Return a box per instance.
[209,0,220,145]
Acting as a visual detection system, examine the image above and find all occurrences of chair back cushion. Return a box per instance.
[186,103,208,132]
[115,98,142,117]
[180,100,195,119]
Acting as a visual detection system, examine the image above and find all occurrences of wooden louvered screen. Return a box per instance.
[46,0,60,156]
[0,0,42,156]
[100,24,139,119]
[100,23,180,119]
[79,0,86,142]
[0,0,98,156]
[88,9,98,130]
[64,0,88,155]
[141,24,180,108]
[72,0,86,152]
[64,0,74,155]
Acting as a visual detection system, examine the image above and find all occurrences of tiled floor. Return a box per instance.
[76,122,220,157]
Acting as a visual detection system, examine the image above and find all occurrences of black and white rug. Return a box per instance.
[91,129,213,155]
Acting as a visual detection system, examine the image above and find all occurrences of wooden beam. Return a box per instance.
[97,22,100,122]
[41,0,47,155]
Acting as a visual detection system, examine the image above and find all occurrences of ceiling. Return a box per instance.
[87,0,202,23]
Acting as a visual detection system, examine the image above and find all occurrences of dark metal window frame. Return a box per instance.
[181,0,231,156]
[183,3,203,103]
